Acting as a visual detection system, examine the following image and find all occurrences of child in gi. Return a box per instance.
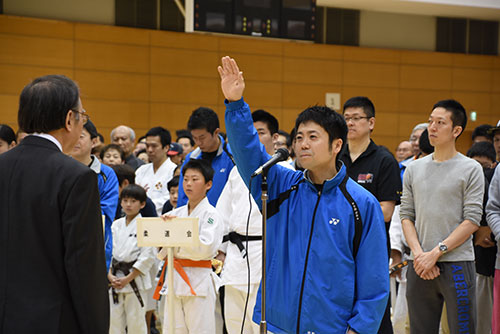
[156,159,223,334]
[108,184,155,334]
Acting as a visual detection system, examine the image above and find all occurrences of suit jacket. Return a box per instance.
[0,136,109,334]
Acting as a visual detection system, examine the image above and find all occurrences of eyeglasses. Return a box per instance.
[71,109,89,124]
[344,116,370,123]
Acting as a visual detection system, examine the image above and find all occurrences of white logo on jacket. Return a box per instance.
[329,218,340,225]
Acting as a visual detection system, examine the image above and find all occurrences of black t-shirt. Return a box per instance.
[339,140,402,206]
[201,150,218,164]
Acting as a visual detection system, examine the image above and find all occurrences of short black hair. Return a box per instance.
[252,110,279,135]
[295,105,347,156]
[187,107,219,134]
[100,144,125,162]
[145,126,171,148]
[168,175,180,191]
[467,141,496,163]
[182,159,214,183]
[176,129,195,146]
[418,129,434,155]
[472,124,493,141]
[112,164,136,186]
[343,96,375,118]
[279,130,291,148]
[97,133,104,143]
[120,184,147,203]
[84,120,98,139]
[18,75,80,133]
[0,124,16,145]
[432,99,467,137]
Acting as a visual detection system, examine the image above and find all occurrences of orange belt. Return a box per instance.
[153,258,212,300]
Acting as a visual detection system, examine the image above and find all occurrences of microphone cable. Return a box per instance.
[240,177,253,334]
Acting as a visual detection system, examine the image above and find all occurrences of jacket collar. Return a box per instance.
[303,160,346,192]
[88,155,101,174]
[20,135,61,152]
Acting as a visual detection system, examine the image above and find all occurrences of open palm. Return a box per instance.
[218,56,245,102]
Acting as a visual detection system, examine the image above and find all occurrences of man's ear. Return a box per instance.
[206,180,213,192]
[331,138,343,155]
[65,110,74,131]
[452,125,463,139]
[213,128,220,137]
[91,137,98,148]
[368,117,375,131]
[272,133,279,143]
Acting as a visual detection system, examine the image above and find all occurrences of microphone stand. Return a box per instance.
[259,171,268,334]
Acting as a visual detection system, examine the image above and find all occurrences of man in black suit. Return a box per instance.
[0,75,109,333]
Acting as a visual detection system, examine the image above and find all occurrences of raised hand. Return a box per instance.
[218,56,245,102]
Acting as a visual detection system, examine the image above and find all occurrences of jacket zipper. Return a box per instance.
[296,188,322,333]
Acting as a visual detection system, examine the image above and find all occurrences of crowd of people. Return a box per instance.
[1,56,500,334]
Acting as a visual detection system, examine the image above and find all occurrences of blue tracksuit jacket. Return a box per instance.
[177,135,234,207]
[225,98,389,334]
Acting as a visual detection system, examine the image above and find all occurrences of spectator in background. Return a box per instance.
[135,127,176,216]
[401,99,483,334]
[339,96,401,334]
[488,120,500,162]
[472,124,493,144]
[0,124,16,154]
[418,129,434,156]
[136,149,149,164]
[161,175,179,214]
[467,141,497,334]
[112,164,157,219]
[395,140,412,162]
[101,143,125,166]
[134,135,147,156]
[111,125,145,170]
[408,123,428,159]
[167,142,184,166]
[177,107,235,207]
[71,120,119,269]
[176,129,195,160]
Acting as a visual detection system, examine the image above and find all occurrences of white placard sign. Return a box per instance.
[136,217,199,248]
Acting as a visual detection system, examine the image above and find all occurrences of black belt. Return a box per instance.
[222,232,262,258]
[111,259,144,307]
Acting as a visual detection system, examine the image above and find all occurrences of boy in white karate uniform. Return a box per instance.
[108,184,156,334]
[156,159,223,334]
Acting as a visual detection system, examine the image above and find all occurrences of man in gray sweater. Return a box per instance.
[400,99,484,334]
[486,165,500,333]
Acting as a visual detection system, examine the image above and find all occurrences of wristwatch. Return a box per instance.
[438,242,448,254]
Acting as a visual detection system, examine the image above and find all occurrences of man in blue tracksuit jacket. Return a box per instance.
[177,107,235,207]
[218,57,389,334]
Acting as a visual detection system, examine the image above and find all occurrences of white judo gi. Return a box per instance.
[216,163,293,334]
[109,214,156,334]
[158,197,223,334]
[136,158,177,216]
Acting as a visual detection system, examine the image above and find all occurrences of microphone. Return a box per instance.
[251,148,290,177]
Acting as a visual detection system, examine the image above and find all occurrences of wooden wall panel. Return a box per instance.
[452,68,492,92]
[76,70,149,102]
[1,15,500,155]
[282,83,342,109]
[75,23,149,46]
[398,89,452,114]
[151,48,218,78]
[150,75,219,105]
[0,33,73,68]
[0,64,73,95]
[341,87,399,112]
[229,54,283,82]
[75,41,149,73]
[343,62,399,88]
[343,47,400,64]
[0,15,73,38]
[83,100,150,129]
[283,58,342,85]
[283,43,342,60]
[400,50,452,66]
[400,65,452,90]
